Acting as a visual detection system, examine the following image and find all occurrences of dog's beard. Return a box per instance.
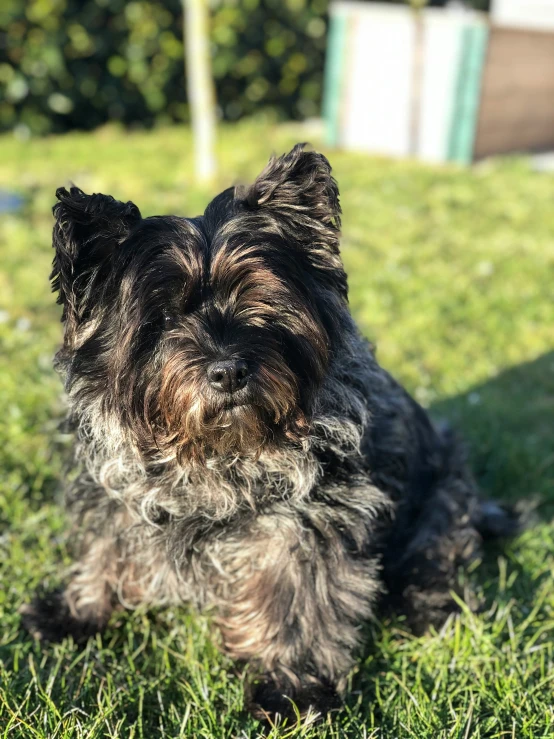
[149,347,310,464]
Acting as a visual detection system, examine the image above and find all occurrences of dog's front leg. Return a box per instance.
[20,491,169,643]
[20,533,126,642]
[210,511,380,722]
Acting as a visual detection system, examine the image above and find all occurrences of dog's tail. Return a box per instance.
[476,499,523,539]
[435,419,526,541]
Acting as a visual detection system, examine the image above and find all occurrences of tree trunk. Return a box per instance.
[183,0,217,184]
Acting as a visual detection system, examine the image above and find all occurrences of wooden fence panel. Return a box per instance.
[474,27,554,159]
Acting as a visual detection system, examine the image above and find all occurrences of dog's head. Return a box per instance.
[52,144,349,463]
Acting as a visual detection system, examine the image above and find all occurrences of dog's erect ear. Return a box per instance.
[242,143,342,253]
[52,186,141,343]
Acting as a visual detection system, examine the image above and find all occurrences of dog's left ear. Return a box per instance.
[52,186,141,345]
[242,144,342,256]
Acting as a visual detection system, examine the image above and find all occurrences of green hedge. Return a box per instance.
[0,0,328,135]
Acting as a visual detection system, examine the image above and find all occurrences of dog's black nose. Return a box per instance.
[207,359,250,394]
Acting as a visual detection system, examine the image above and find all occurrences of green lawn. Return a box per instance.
[1,122,554,738]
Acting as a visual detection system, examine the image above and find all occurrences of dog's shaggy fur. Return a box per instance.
[21,145,518,720]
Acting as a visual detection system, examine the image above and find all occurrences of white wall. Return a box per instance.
[492,0,554,31]
[341,5,415,156]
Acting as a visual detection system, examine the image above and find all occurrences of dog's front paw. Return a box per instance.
[20,589,103,643]
[248,676,341,724]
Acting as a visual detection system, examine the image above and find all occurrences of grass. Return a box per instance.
[0,121,553,738]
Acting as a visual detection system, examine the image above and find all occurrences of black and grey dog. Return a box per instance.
[22,145,517,720]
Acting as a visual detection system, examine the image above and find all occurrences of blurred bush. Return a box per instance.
[0,0,328,135]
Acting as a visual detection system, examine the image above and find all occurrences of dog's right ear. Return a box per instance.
[52,186,141,344]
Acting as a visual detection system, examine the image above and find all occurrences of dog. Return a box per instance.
[21,144,518,721]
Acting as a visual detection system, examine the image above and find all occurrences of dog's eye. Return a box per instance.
[163,312,177,329]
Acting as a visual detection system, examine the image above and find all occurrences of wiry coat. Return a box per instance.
[21,145,517,720]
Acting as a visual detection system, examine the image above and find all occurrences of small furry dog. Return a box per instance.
[22,144,517,720]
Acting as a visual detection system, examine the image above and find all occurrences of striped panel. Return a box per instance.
[417,10,466,163]
[322,11,348,147]
[447,23,489,164]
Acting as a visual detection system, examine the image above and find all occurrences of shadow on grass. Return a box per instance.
[430,350,554,516]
